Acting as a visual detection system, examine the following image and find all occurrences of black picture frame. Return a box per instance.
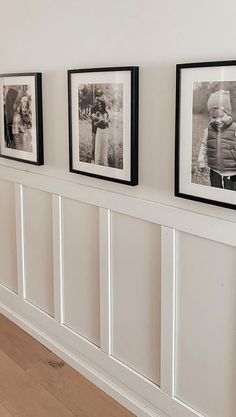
[0,72,44,165]
[175,60,236,210]
[68,66,139,185]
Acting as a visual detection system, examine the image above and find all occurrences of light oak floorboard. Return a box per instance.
[0,349,75,417]
[0,314,52,371]
[0,403,14,417]
[28,352,134,417]
[0,315,135,417]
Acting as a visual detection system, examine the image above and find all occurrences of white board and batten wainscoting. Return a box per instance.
[0,164,236,417]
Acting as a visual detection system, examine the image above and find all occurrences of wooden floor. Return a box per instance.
[0,314,135,417]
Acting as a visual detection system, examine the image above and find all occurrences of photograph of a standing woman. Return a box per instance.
[4,85,32,152]
[78,83,123,169]
[92,98,110,165]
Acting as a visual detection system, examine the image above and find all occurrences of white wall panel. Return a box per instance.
[112,212,161,385]
[0,180,17,292]
[63,198,100,346]
[23,187,54,316]
[175,232,236,417]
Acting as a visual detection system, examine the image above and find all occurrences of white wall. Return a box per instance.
[2,0,236,222]
[1,2,236,417]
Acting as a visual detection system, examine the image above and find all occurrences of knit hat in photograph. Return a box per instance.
[207,90,232,115]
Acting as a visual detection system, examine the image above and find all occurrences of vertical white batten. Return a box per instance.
[99,208,111,354]
[160,226,176,396]
[52,194,63,323]
[14,183,26,299]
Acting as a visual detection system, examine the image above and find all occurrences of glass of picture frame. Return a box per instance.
[68,66,139,185]
[0,72,43,165]
[175,60,236,210]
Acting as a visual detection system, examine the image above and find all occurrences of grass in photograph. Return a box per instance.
[79,111,123,169]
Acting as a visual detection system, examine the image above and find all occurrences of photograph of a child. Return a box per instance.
[78,83,123,169]
[192,83,236,191]
[3,85,33,153]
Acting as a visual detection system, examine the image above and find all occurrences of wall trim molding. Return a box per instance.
[0,169,230,417]
[0,164,235,247]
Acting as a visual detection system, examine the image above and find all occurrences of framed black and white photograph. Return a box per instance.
[0,73,43,165]
[175,60,236,210]
[68,66,138,185]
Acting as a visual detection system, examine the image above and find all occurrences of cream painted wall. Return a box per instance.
[1,0,236,221]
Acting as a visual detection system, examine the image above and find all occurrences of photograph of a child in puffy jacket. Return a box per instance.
[192,84,236,190]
